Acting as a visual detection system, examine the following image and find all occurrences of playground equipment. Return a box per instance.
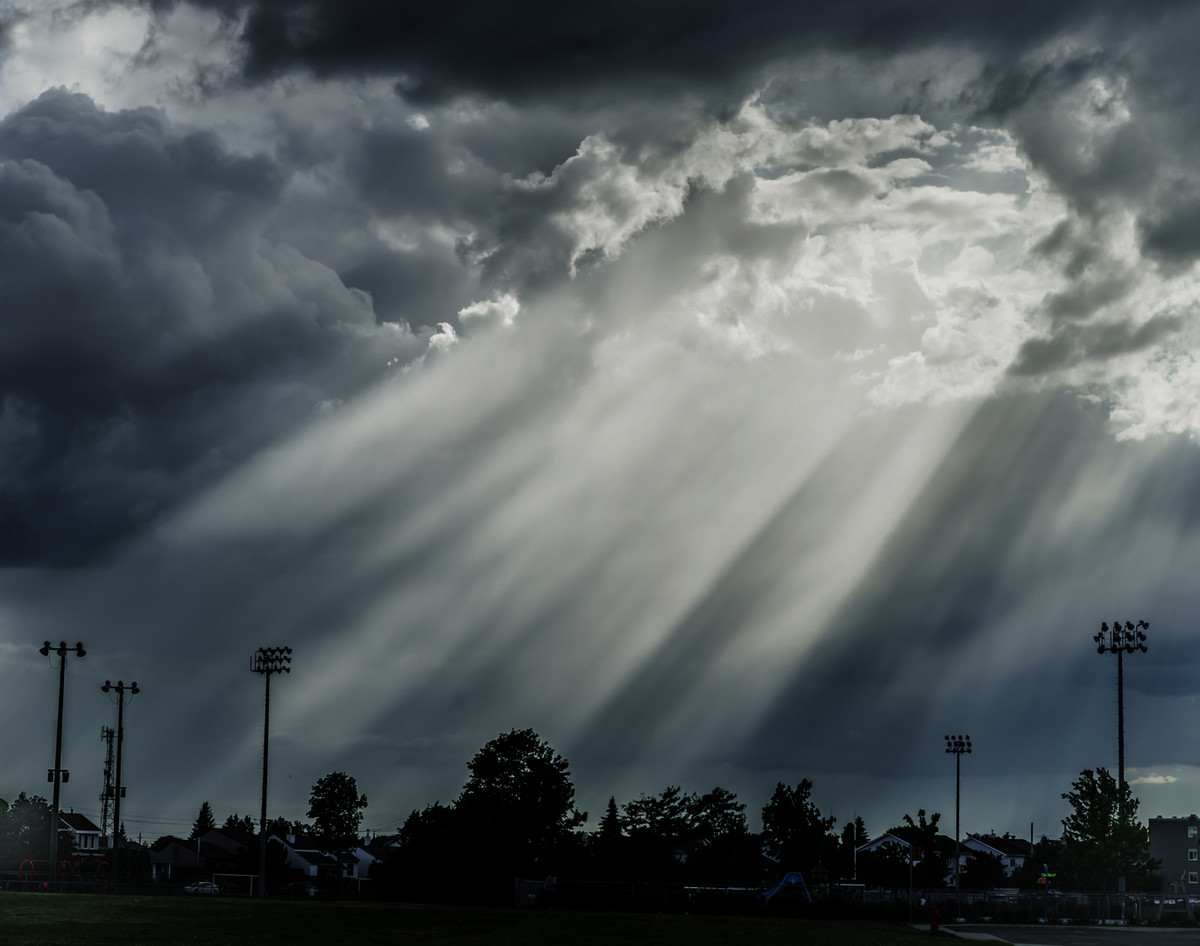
[762,871,811,903]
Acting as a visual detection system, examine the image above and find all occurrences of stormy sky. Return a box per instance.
[3,0,1200,846]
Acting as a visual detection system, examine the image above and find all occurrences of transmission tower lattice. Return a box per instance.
[99,726,116,836]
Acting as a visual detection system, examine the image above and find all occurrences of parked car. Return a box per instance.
[184,881,221,895]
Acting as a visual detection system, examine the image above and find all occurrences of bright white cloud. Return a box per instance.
[458,292,519,326]
[1130,774,1178,785]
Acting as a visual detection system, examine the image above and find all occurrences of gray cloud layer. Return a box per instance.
[0,89,424,565]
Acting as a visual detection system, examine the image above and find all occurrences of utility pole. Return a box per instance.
[945,734,971,918]
[41,641,85,889]
[101,680,139,887]
[251,646,291,899]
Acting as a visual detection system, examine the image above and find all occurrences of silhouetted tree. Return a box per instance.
[622,785,693,842]
[455,728,585,879]
[585,795,627,879]
[961,851,1008,889]
[619,785,751,882]
[856,840,909,887]
[266,816,309,838]
[889,810,948,888]
[597,796,622,844]
[1060,768,1159,890]
[308,772,367,852]
[190,801,216,840]
[150,834,189,853]
[0,793,53,867]
[223,813,257,834]
[693,786,749,838]
[377,802,463,902]
[760,780,837,876]
[841,815,868,849]
[836,815,869,881]
[1011,836,1064,889]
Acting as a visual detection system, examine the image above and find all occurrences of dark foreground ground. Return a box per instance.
[0,894,934,946]
[949,924,1200,946]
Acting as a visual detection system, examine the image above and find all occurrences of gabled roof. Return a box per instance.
[148,842,201,868]
[856,832,910,853]
[59,811,100,833]
[198,827,252,854]
[966,833,1033,858]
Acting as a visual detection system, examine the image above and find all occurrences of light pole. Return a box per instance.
[101,679,139,886]
[41,640,85,889]
[945,734,971,917]
[1094,619,1147,893]
[1094,620,1148,791]
[251,646,291,898]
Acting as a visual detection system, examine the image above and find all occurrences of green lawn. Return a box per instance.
[0,893,937,946]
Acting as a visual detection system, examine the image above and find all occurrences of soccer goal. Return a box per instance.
[213,873,256,897]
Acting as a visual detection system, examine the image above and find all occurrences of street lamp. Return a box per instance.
[40,640,85,889]
[1093,620,1148,791]
[945,734,971,915]
[251,646,291,898]
[100,680,139,886]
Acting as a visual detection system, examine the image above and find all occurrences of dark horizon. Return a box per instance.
[2,0,1200,846]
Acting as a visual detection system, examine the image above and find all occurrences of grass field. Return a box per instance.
[0,893,938,946]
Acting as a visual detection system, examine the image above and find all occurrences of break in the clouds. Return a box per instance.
[3,0,1200,839]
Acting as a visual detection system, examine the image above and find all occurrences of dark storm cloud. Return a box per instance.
[123,0,1183,105]
[1140,197,1200,266]
[0,89,423,566]
[1009,313,1182,376]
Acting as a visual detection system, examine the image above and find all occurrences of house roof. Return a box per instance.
[198,827,252,854]
[59,811,100,833]
[269,834,343,865]
[148,842,201,868]
[966,833,1033,858]
[856,832,910,853]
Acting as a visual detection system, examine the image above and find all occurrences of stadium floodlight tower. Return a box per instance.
[41,641,85,889]
[1093,620,1148,792]
[945,734,971,916]
[251,646,292,898]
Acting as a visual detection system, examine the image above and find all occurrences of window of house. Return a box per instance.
[1190,825,1199,839]
[1189,849,1198,862]
[1190,872,1199,885]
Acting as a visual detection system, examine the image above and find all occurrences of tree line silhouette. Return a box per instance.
[0,728,1159,903]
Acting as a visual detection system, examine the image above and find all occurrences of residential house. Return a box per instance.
[149,828,253,882]
[149,840,201,882]
[855,832,911,855]
[196,827,254,875]
[58,811,103,854]
[270,834,377,886]
[1149,815,1200,893]
[961,833,1033,879]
